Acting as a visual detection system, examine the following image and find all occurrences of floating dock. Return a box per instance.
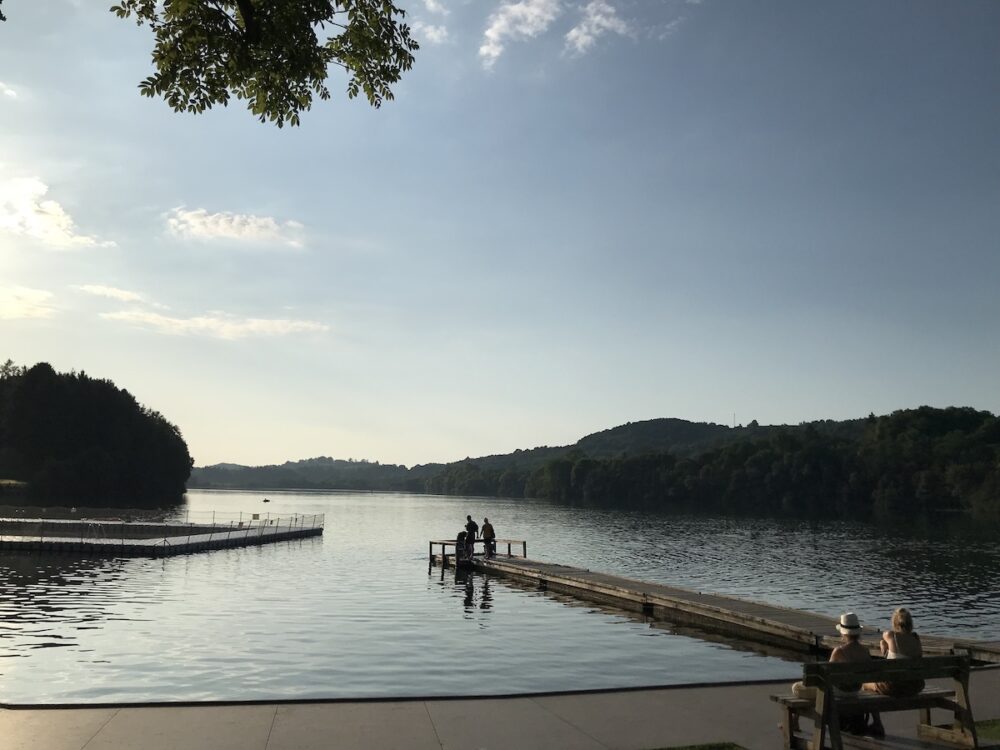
[0,514,324,557]
[429,539,1000,664]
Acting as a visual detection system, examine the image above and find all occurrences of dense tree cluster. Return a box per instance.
[0,361,192,506]
[424,408,1000,518]
[191,407,999,519]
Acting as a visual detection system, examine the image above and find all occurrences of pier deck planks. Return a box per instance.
[437,554,1000,664]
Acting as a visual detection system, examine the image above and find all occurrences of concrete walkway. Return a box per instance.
[3,669,998,750]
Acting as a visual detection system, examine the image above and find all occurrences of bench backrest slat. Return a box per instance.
[802,655,969,688]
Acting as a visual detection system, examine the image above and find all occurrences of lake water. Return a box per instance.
[1,490,997,704]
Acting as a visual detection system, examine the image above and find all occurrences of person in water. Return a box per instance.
[455,531,468,562]
[481,518,496,558]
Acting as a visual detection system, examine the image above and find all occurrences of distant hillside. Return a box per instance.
[459,417,737,473]
[576,417,734,457]
[192,456,415,491]
[188,408,1000,519]
[189,415,866,489]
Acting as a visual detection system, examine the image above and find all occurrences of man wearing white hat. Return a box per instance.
[830,612,868,669]
[791,613,879,736]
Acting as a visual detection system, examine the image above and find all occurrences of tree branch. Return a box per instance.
[234,0,260,42]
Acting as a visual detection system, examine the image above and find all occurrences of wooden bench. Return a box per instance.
[771,655,978,750]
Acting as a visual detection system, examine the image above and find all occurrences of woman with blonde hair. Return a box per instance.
[864,607,924,696]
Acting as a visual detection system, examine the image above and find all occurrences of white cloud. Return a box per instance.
[413,20,450,45]
[0,286,56,320]
[480,0,561,69]
[651,16,686,40]
[73,284,149,304]
[423,0,449,15]
[0,82,17,99]
[565,0,630,55]
[0,177,114,249]
[166,207,305,248]
[100,310,329,340]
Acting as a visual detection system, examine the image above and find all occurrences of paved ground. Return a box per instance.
[3,669,997,750]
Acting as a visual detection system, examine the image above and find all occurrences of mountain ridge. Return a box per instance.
[190,414,867,487]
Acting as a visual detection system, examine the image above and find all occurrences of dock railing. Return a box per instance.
[0,512,325,550]
[428,537,527,565]
[166,509,326,528]
[157,513,325,554]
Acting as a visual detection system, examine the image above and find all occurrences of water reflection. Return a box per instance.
[452,570,494,616]
[0,554,135,655]
[0,490,997,704]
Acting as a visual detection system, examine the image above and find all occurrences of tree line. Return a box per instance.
[0,361,192,506]
[421,407,1000,518]
[192,407,1000,519]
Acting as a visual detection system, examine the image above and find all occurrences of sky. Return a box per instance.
[1,0,998,468]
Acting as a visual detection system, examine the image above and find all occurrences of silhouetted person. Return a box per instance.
[465,514,479,539]
[482,518,496,558]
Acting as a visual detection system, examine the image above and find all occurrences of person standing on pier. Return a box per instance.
[464,515,479,559]
[482,518,496,558]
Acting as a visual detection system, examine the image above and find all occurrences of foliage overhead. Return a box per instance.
[1,0,418,127]
[0,361,193,506]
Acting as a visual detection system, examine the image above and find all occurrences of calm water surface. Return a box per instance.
[1,491,997,703]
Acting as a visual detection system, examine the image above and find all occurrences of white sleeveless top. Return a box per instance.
[886,631,918,658]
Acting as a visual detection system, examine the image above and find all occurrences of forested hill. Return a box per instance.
[0,361,193,505]
[192,456,415,492]
[187,409,1000,519]
[189,416,755,490]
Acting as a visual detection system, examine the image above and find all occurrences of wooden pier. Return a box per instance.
[429,541,1000,664]
[0,514,324,557]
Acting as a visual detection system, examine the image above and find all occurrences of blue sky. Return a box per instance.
[1,0,998,467]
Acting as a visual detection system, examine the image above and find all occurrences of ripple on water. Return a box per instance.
[0,490,997,703]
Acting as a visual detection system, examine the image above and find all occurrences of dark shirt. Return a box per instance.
[482,522,495,540]
[465,520,479,538]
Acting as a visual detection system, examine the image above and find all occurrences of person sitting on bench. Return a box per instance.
[864,607,924,697]
[792,613,874,736]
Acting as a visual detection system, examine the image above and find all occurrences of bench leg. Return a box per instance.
[811,689,843,750]
[917,674,979,748]
[919,706,931,727]
[955,674,980,748]
[826,707,844,750]
[781,706,802,750]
